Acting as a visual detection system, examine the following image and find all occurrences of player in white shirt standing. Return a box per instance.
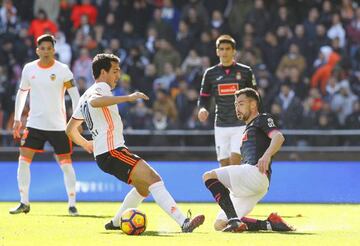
[9,34,80,216]
[66,53,205,232]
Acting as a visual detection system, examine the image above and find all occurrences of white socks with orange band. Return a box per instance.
[112,188,146,226]
[59,162,77,207]
[149,181,187,226]
[17,157,31,205]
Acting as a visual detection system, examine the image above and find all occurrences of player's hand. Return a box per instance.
[128,92,149,101]
[198,108,209,122]
[82,140,93,154]
[13,120,22,139]
[256,154,271,174]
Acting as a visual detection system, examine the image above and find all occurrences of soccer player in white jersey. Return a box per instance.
[66,53,205,232]
[9,34,80,216]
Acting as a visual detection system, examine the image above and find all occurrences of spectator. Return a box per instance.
[260,31,282,73]
[71,0,97,29]
[161,0,181,33]
[128,99,152,129]
[175,80,198,128]
[346,7,360,70]
[34,0,60,22]
[327,13,346,48]
[153,39,181,76]
[311,50,341,95]
[28,9,58,42]
[175,20,194,59]
[276,43,307,79]
[330,80,358,126]
[274,82,304,129]
[54,32,72,66]
[152,88,178,124]
[319,0,334,29]
[153,62,176,92]
[245,0,269,38]
[181,49,202,76]
[72,48,93,87]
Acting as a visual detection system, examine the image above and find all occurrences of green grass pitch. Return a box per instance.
[1,202,359,246]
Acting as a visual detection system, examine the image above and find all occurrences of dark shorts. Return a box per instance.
[20,127,72,155]
[95,147,142,184]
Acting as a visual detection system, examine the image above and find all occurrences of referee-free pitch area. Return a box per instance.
[1,203,359,246]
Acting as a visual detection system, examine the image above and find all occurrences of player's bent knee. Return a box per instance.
[214,219,227,231]
[203,171,217,182]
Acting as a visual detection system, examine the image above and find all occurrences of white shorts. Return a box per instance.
[214,164,269,221]
[214,125,246,161]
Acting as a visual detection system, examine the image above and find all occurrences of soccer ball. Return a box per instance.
[120,208,147,235]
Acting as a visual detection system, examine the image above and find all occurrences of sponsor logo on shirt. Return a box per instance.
[217,83,239,96]
[216,75,223,81]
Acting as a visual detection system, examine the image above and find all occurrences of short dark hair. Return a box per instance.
[216,35,236,49]
[235,88,260,111]
[37,34,56,47]
[92,53,120,79]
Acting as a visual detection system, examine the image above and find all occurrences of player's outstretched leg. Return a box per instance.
[266,213,295,231]
[181,210,205,232]
[131,160,205,233]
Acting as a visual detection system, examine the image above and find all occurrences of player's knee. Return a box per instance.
[214,219,227,231]
[149,170,161,183]
[202,171,217,182]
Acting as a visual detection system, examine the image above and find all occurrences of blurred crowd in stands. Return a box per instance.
[0,0,359,146]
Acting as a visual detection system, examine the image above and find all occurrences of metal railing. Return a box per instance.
[1,129,360,153]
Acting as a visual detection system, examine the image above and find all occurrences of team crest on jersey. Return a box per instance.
[236,72,242,80]
[50,74,56,81]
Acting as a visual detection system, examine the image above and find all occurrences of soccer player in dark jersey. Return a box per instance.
[203,88,294,232]
[197,34,257,167]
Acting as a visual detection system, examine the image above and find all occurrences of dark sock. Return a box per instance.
[205,178,238,219]
[242,217,268,231]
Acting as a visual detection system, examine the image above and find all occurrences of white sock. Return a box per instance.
[149,181,186,227]
[17,158,31,205]
[60,164,76,207]
[112,188,145,226]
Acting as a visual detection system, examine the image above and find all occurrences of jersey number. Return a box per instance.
[81,101,94,131]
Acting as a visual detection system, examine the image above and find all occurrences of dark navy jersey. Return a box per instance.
[241,113,280,179]
[198,62,257,127]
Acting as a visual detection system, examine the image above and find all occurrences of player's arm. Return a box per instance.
[13,89,29,138]
[13,66,30,139]
[89,91,149,108]
[66,117,93,154]
[197,69,211,122]
[64,79,80,112]
[257,130,285,174]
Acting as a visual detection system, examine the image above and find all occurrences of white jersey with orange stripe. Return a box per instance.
[19,59,74,130]
[72,82,125,156]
